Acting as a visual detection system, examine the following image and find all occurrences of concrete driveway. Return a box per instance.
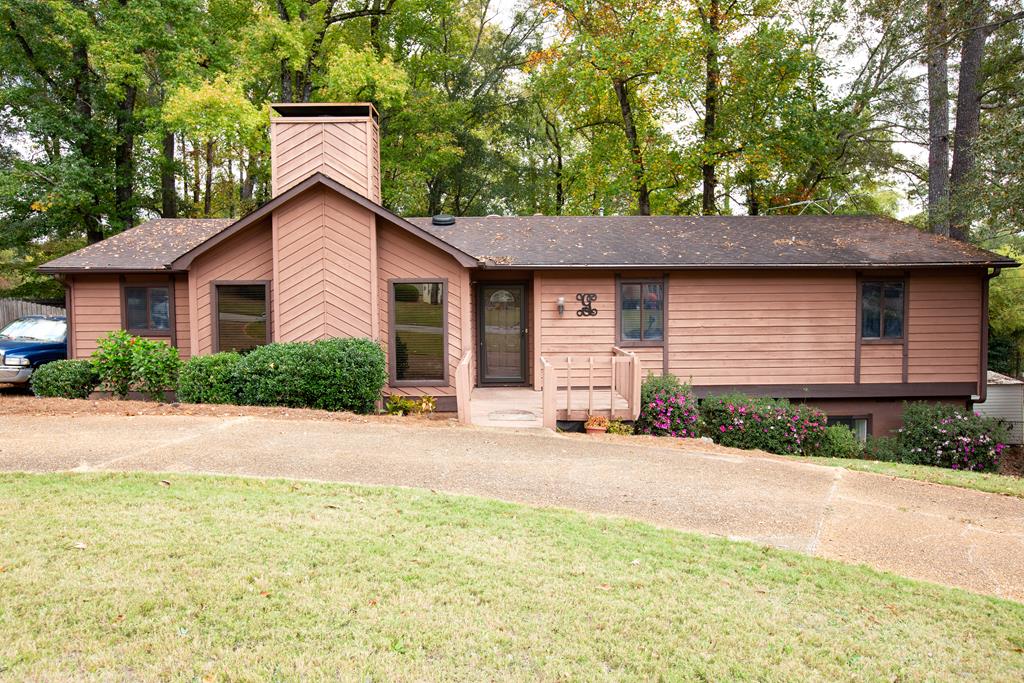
[1,412,1023,600]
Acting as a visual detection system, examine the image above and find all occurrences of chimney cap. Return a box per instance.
[431,214,456,226]
[270,102,379,122]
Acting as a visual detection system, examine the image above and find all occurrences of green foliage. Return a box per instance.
[385,395,435,416]
[635,374,700,438]
[606,420,634,436]
[864,435,903,462]
[29,360,99,400]
[91,331,137,399]
[895,403,1008,472]
[91,330,180,401]
[987,247,1024,376]
[810,425,862,459]
[177,352,242,405]
[233,339,386,414]
[700,394,827,456]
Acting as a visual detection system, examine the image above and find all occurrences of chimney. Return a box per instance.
[269,103,381,202]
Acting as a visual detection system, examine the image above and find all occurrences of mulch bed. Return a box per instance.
[0,391,454,426]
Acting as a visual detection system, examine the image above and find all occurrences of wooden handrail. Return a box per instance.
[540,356,556,429]
[539,348,643,424]
[455,350,473,424]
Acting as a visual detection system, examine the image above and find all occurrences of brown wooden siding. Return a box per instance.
[377,221,465,397]
[908,270,981,383]
[67,274,121,358]
[271,117,380,201]
[272,186,374,342]
[860,344,903,383]
[191,218,274,355]
[173,274,191,358]
[667,271,857,385]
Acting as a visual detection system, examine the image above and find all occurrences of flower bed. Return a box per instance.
[700,394,827,456]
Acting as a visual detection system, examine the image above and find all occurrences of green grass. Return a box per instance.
[799,455,1024,498]
[2,473,1023,681]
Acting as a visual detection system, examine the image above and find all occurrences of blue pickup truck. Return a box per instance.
[0,315,68,386]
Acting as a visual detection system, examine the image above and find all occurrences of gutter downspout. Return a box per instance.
[976,266,1001,405]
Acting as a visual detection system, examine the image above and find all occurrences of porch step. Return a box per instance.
[487,409,540,422]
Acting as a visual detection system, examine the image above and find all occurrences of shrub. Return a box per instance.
[864,435,902,462]
[30,359,99,399]
[810,424,862,458]
[91,330,180,401]
[607,420,634,436]
[233,338,386,413]
[130,337,181,401]
[634,373,700,438]
[700,394,827,456]
[177,352,242,404]
[585,415,609,430]
[896,402,1008,472]
[385,395,418,415]
[91,330,135,398]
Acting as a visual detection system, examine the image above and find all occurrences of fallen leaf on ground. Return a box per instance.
[158,480,171,487]
[71,542,87,550]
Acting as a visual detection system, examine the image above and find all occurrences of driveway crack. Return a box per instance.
[806,467,844,555]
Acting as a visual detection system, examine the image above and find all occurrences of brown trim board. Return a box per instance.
[692,382,978,400]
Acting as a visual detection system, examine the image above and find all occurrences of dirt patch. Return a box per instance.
[0,393,455,427]
[999,445,1024,477]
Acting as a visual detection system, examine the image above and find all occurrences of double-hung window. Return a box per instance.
[124,285,171,335]
[391,280,447,384]
[618,279,664,344]
[861,280,905,340]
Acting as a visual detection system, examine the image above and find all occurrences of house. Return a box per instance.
[975,371,1024,444]
[39,102,1018,435]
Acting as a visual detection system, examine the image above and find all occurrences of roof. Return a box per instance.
[39,184,1017,273]
[406,215,1017,269]
[988,371,1024,385]
[38,218,234,272]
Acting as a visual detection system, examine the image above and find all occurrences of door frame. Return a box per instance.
[476,282,529,387]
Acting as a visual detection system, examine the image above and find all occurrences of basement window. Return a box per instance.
[828,416,869,442]
[124,285,171,334]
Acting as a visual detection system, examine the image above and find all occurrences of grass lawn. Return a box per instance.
[2,474,1023,681]
[799,455,1024,499]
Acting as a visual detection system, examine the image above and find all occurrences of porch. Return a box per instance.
[456,347,643,429]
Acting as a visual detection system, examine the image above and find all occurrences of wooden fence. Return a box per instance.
[0,298,65,329]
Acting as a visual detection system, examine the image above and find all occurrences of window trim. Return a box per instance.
[858,277,907,344]
[388,278,449,388]
[210,280,272,353]
[120,278,174,339]
[826,414,873,441]
[615,275,667,347]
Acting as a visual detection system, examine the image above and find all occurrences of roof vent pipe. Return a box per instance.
[432,214,456,226]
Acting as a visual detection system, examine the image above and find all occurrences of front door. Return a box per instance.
[478,284,527,385]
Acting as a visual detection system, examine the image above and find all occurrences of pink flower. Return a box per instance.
[719,425,726,433]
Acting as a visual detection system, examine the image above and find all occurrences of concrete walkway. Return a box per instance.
[1,413,1023,600]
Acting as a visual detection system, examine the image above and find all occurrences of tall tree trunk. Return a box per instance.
[949,0,990,238]
[203,139,214,217]
[926,0,950,237]
[191,140,200,208]
[612,78,651,216]
[113,84,137,232]
[747,181,760,215]
[369,0,384,56]
[161,131,177,218]
[702,0,720,215]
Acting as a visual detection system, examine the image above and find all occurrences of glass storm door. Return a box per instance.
[479,284,526,385]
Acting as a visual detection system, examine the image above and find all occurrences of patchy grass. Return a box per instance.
[1,474,1023,680]
[800,456,1024,499]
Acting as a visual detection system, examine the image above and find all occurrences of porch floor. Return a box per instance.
[468,387,632,429]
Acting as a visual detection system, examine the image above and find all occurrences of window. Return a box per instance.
[619,280,664,343]
[828,416,869,442]
[124,285,170,334]
[391,281,446,384]
[861,280,904,340]
[214,283,269,353]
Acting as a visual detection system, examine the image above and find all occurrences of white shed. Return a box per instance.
[975,371,1024,444]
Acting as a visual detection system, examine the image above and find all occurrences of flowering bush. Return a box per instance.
[700,394,827,455]
[896,402,1008,472]
[91,330,180,400]
[634,374,700,438]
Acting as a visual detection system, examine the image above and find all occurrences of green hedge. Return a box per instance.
[811,424,862,458]
[177,352,242,404]
[30,359,99,399]
[700,393,827,456]
[232,338,386,413]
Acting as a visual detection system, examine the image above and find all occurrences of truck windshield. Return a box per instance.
[0,317,66,342]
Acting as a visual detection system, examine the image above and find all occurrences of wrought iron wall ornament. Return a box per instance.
[576,292,598,317]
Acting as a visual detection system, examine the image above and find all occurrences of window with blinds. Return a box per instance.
[391,281,446,383]
[215,283,269,353]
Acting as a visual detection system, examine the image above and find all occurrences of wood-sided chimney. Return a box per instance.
[269,103,381,202]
